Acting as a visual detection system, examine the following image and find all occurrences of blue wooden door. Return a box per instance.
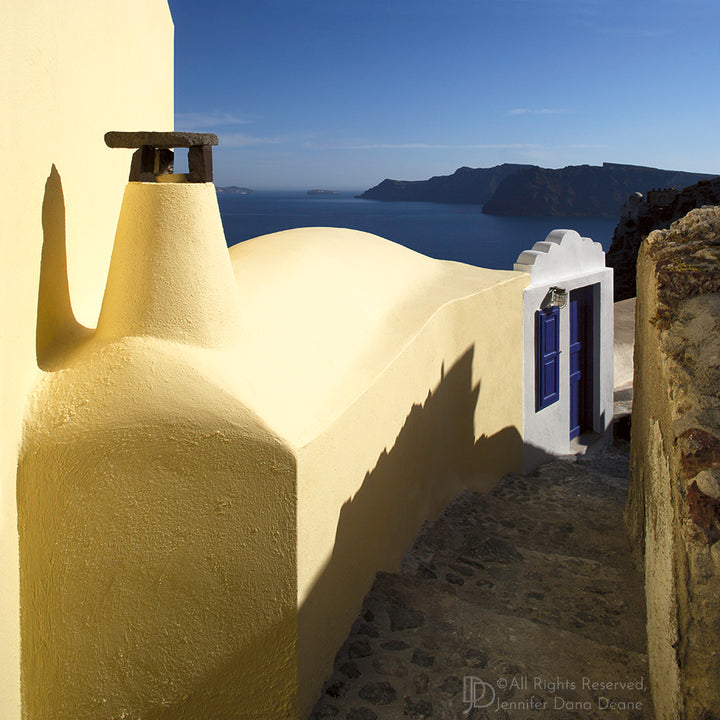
[569,286,593,439]
[536,306,560,411]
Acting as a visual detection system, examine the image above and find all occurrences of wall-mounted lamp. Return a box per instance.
[549,286,568,308]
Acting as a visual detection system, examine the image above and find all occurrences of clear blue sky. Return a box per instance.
[168,0,720,190]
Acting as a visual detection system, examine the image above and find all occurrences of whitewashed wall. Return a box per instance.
[515,230,614,472]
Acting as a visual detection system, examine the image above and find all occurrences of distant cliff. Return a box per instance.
[357,164,533,205]
[483,163,714,217]
[607,177,720,300]
[359,163,714,217]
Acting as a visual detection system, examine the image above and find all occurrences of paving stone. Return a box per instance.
[413,673,430,694]
[353,620,380,638]
[438,676,463,695]
[358,682,397,705]
[380,639,410,651]
[372,655,408,677]
[410,648,434,667]
[387,604,425,631]
[308,441,652,720]
[415,563,437,579]
[345,709,377,720]
[401,696,433,717]
[348,639,372,658]
[325,681,348,699]
[467,536,523,563]
[462,648,488,669]
[444,573,465,585]
[339,661,361,679]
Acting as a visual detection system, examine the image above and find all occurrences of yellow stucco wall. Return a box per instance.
[228,228,528,716]
[19,183,300,719]
[18,176,527,718]
[296,276,527,715]
[0,2,173,718]
[4,4,529,715]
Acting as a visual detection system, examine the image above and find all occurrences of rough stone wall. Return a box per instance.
[626,207,720,720]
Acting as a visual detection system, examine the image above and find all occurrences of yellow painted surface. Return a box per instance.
[228,228,525,448]
[2,2,530,715]
[20,183,298,719]
[229,227,528,716]
[96,183,243,348]
[19,336,297,720]
[21,181,527,718]
[0,2,172,718]
[3,4,529,713]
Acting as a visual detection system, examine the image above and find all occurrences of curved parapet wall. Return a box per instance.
[228,227,523,447]
[514,229,606,286]
[226,228,530,715]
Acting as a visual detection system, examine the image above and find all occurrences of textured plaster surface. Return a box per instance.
[21,181,530,719]
[627,207,720,720]
[19,337,298,720]
[229,227,524,448]
[0,2,173,718]
[20,184,297,719]
[228,226,529,716]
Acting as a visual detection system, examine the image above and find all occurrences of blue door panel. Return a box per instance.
[569,286,593,439]
[543,363,557,397]
[543,314,558,353]
[536,306,560,411]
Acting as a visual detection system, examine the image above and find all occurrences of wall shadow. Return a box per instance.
[298,346,522,713]
[36,165,91,370]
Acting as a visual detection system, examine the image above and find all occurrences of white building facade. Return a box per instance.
[514,229,614,473]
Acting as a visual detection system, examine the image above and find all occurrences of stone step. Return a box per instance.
[312,574,650,720]
[407,476,634,572]
[309,442,652,720]
[401,547,645,655]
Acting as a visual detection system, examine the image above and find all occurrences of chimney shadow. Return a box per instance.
[36,165,92,370]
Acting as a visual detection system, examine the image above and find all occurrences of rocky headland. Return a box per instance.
[357,164,533,205]
[359,163,714,218]
[607,176,720,300]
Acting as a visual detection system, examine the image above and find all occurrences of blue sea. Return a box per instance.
[217,191,618,271]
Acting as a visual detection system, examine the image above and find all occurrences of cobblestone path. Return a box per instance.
[308,439,652,720]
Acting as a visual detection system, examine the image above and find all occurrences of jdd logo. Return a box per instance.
[463,676,496,712]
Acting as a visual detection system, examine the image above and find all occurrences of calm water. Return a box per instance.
[218,191,618,271]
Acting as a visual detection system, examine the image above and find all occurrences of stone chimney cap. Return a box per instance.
[105,131,219,149]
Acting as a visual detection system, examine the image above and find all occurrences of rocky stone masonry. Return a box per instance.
[625,207,720,720]
[310,439,652,720]
[607,178,720,301]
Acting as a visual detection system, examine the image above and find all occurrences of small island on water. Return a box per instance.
[308,189,339,196]
[216,186,254,194]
